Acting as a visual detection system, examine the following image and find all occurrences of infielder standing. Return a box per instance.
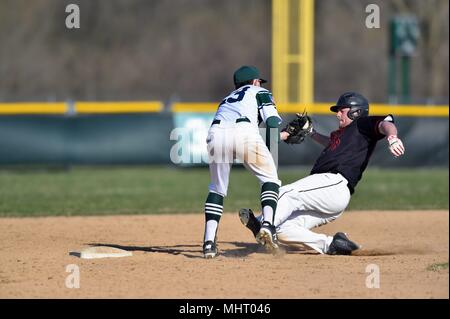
[202,66,283,258]
[239,92,405,255]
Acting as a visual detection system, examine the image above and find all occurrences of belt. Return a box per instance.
[212,117,250,125]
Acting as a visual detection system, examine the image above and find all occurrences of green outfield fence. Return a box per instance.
[0,101,448,166]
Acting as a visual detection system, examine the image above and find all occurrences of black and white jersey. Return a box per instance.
[310,115,394,193]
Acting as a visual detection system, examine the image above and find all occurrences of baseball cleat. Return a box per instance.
[203,240,218,259]
[327,232,360,255]
[256,221,279,252]
[238,208,261,238]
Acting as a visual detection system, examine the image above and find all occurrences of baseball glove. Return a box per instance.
[282,112,313,144]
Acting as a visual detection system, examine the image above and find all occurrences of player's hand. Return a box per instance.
[387,135,405,157]
[282,112,313,144]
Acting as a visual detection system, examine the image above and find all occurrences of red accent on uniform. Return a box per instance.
[329,128,345,151]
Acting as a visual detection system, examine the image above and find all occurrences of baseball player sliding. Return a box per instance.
[202,66,283,258]
[239,92,405,255]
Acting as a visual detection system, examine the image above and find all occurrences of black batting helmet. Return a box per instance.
[330,92,369,120]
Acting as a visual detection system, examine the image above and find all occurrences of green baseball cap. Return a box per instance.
[233,66,267,85]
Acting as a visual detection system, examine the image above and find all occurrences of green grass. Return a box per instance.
[347,168,449,210]
[0,166,448,217]
[427,262,449,272]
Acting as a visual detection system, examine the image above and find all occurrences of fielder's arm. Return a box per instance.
[280,128,329,147]
[257,90,282,150]
[280,129,329,146]
[266,116,281,150]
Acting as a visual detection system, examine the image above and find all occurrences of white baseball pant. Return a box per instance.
[207,122,281,197]
[262,173,351,254]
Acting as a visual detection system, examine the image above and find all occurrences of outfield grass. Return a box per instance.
[427,262,449,272]
[0,166,448,217]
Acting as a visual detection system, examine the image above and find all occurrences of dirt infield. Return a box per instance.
[0,211,448,298]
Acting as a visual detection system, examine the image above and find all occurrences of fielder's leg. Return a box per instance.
[235,128,281,252]
[203,129,232,259]
[244,140,281,251]
[203,191,224,259]
[239,183,296,243]
[256,182,280,250]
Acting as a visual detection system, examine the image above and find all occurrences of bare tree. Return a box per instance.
[0,0,447,103]
[392,0,449,103]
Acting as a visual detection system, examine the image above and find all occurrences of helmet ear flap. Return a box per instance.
[348,106,368,120]
[347,108,361,120]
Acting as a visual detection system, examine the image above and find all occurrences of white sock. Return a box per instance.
[262,206,274,225]
[204,220,218,242]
